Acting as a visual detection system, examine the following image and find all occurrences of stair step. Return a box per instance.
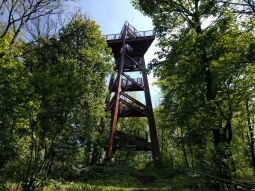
[137,175,156,184]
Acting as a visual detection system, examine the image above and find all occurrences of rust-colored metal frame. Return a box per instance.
[105,22,160,162]
[106,27,127,160]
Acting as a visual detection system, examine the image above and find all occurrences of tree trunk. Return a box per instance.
[198,26,234,177]
[90,143,102,165]
[246,98,255,174]
[190,147,194,168]
[183,145,189,168]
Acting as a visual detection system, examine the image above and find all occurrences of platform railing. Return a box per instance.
[123,21,138,34]
[121,77,143,88]
[103,30,155,41]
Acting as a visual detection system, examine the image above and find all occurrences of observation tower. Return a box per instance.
[104,21,160,162]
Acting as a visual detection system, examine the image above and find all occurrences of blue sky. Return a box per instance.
[73,0,153,35]
[71,0,162,107]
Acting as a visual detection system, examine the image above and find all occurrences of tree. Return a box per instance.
[19,16,111,190]
[246,97,255,174]
[0,0,68,46]
[0,14,112,190]
[133,0,255,179]
[0,33,30,181]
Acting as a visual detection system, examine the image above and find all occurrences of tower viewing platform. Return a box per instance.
[104,21,156,57]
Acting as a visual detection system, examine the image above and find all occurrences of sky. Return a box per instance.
[71,0,162,107]
[73,0,153,35]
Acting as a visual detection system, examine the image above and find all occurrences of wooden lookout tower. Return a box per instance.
[104,21,160,162]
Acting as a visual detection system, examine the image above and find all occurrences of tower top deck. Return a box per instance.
[103,21,155,57]
[104,21,155,41]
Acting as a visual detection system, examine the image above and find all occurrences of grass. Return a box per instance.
[43,181,124,191]
[41,163,200,191]
[3,163,201,191]
[42,177,199,191]
[3,163,254,190]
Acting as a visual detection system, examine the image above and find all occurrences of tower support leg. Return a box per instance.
[141,57,160,162]
[105,30,127,161]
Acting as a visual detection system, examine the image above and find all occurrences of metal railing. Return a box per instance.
[123,21,138,34]
[103,21,155,40]
[121,78,143,87]
[103,30,155,41]
[119,93,146,113]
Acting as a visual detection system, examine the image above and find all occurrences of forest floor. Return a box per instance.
[6,163,254,191]
[41,163,200,191]
[42,178,195,191]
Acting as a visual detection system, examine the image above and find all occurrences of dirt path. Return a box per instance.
[124,188,172,191]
